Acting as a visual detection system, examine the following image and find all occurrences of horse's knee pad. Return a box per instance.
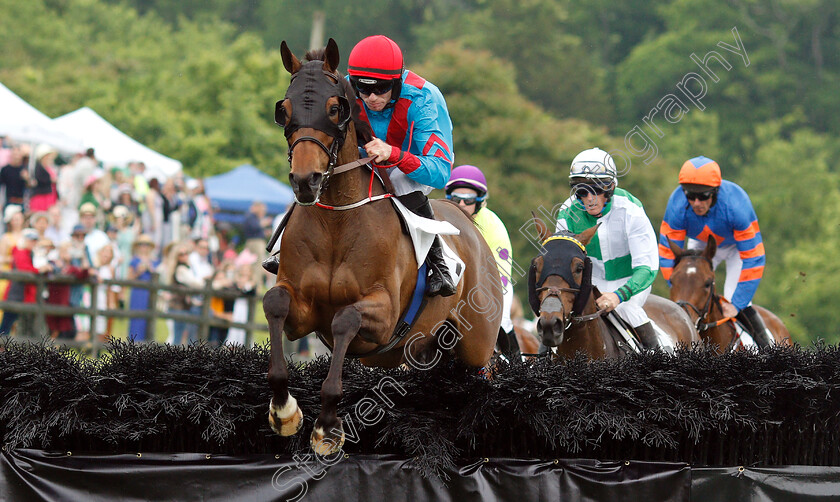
[263,287,290,319]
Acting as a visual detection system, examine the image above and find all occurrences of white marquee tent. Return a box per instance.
[52,107,182,179]
[0,83,84,153]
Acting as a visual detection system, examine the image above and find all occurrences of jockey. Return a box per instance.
[555,148,662,350]
[659,156,772,347]
[445,165,520,359]
[348,35,456,297]
[263,35,456,297]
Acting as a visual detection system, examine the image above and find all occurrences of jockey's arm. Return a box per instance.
[728,200,765,311]
[658,188,688,284]
[385,93,453,189]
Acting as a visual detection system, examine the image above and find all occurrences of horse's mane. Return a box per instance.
[304,49,374,146]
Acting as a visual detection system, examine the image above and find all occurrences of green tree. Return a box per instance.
[0,0,289,176]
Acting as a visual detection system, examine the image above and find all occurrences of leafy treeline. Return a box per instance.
[2,0,838,342]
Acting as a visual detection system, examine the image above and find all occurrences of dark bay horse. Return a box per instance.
[528,219,697,359]
[666,236,791,352]
[264,39,501,455]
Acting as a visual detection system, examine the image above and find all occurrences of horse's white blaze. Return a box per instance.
[313,426,325,438]
[271,395,299,419]
[685,266,697,275]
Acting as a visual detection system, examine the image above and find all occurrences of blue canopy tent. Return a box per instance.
[204,164,294,224]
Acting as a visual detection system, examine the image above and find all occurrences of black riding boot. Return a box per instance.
[397,192,456,297]
[737,306,773,349]
[635,322,663,351]
[496,327,521,361]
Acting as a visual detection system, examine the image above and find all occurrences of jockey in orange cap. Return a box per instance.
[659,156,772,347]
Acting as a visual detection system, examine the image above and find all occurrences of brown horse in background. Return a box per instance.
[667,236,791,353]
[264,39,501,455]
[529,219,697,359]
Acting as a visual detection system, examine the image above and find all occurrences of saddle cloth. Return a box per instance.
[390,198,465,288]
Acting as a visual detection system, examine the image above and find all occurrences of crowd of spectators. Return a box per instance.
[0,137,276,347]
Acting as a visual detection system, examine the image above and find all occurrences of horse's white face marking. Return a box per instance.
[685,266,697,275]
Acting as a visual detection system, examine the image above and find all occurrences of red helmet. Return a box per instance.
[679,156,722,188]
[348,35,404,80]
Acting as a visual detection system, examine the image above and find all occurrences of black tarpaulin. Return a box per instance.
[0,450,692,502]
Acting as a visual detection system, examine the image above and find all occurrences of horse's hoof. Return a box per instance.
[310,425,345,456]
[268,396,303,436]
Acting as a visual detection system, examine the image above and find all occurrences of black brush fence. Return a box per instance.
[2,338,840,479]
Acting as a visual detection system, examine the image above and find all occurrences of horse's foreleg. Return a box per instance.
[264,286,302,436]
[311,305,361,456]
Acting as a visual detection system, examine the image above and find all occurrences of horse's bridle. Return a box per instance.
[673,257,730,334]
[675,280,716,331]
[276,63,352,206]
[285,134,344,206]
[535,285,605,330]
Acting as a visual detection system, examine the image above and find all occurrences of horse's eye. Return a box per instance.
[329,105,340,116]
[575,264,584,273]
[704,279,713,288]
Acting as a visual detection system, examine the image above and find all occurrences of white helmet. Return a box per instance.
[569,147,617,187]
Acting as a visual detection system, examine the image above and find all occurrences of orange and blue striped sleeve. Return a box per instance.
[729,194,764,310]
[658,188,687,282]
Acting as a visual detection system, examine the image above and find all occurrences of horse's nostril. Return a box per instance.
[309,172,323,190]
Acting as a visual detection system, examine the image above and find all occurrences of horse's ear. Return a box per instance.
[667,238,683,260]
[577,224,599,246]
[704,235,717,260]
[280,41,301,74]
[530,212,552,243]
[323,38,340,74]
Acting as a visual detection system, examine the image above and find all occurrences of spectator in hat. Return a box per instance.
[127,234,159,342]
[72,148,97,205]
[114,184,140,222]
[30,212,50,240]
[111,205,137,282]
[0,229,52,336]
[79,202,109,258]
[29,144,59,212]
[166,241,204,345]
[80,171,113,217]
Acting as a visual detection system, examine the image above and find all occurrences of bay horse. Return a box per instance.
[666,236,790,352]
[264,39,501,455]
[527,218,697,359]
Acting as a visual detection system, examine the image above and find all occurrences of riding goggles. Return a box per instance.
[351,77,395,96]
[572,184,607,199]
[684,189,716,201]
[446,193,486,206]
